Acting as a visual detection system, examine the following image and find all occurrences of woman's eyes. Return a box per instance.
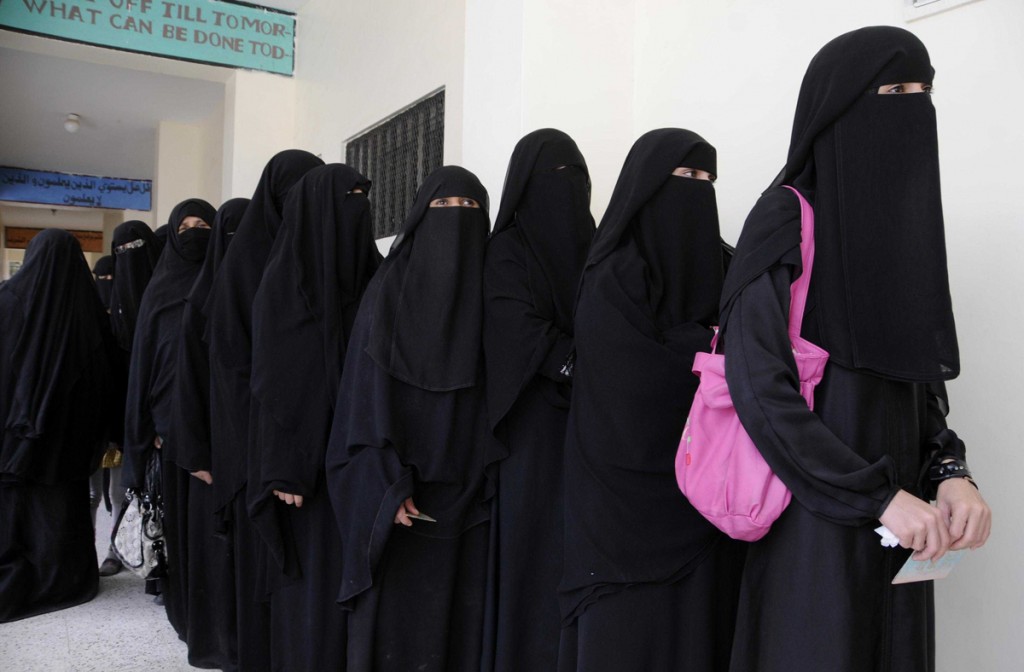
[430,197,478,208]
[879,83,934,95]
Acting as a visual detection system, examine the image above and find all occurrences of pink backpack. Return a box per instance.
[675,186,828,541]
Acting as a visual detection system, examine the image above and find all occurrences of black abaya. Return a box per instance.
[326,166,494,672]
[122,199,215,644]
[483,129,595,671]
[720,27,966,672]
[172,198,249,672]
[559,130,743,672]
[0,229,115,622]
[724,261,955,672]
[248,163,381,672]
[202,150,322,671]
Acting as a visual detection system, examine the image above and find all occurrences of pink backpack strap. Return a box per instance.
[781,186,814,340]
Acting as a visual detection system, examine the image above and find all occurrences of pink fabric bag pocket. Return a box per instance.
[675,186,828,541]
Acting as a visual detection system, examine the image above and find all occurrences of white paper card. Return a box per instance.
[891,550,966,584]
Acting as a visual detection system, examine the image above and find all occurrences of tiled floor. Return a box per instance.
[0,504,197,671]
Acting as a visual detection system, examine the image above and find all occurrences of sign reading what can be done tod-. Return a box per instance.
[0,0,294,76]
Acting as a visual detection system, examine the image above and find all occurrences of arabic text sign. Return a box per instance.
[0,166,152,210]
[0,0,294,76]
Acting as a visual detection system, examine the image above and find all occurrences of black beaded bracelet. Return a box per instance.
[928,459,977,487]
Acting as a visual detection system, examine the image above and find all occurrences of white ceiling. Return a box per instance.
[0,45,225,181]
[257,0,308,13]
[0,0,305,196]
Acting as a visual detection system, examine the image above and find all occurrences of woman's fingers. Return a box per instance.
[951,502,991,551]
[394,501,412,526]
[405,498,420,516]
[272,490,304,507]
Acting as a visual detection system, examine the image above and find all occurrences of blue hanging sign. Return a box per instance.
[0,0,294,76]
[0,166,153,210]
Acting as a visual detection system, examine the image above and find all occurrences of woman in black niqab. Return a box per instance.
[92,255,114,309]
[121,198,215,644]
[248,163,381,672]
[202,149,323,672]
[558,129,744,672]
[109,220,161,352]
[169,197,248,672]
[482,129,595,671]
[203,149,324,515]
[719,27,990,672]
[326,166,495,672]
[0,229,116,622]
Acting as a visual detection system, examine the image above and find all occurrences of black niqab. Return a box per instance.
[92,255,114,309]
[724,26,958,382]
[486,129,595,427]
[109,220,161,351]
[0,229,114,483]
[366,166,490,391]
[561,129,725,623]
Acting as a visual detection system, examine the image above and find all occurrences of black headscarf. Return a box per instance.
[723,26,958,383]
[0,229,114,483]
[109,220,161,351]
[561,129,725,622]
[122,199,215,486]
[203,149,324,509]
[153,224,170,252]
[366,166,491,391]
[170,197,249,473]
[326,165,494,606]
[486,129,595,427]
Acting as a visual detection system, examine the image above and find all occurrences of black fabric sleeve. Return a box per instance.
[326,443,413,607]
[918,382,970,499]
[723,266,899,524]
[169,306,211,472]
[484,233,572,391]
[121,323,156,489]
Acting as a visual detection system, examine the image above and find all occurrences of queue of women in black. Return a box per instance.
[0,26,993,672]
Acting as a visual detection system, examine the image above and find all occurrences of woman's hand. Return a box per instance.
[937,478,991,551]
[190,470,213,485]
[274,490,304,507]
[153,436,163,449]
[394,497,420,527]
[879,489,951,561]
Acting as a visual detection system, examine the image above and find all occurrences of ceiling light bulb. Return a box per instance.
[64,114,81,133]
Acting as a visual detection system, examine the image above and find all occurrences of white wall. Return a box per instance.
[632,1,1024,669]
[293,0,466,166]
[463,0,636,220]
[222,70,297,200]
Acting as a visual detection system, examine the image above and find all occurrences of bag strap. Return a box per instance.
[781,185,814,340]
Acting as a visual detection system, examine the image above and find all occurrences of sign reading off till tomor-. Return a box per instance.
[0,0,294,76]
[0,166,152,210]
